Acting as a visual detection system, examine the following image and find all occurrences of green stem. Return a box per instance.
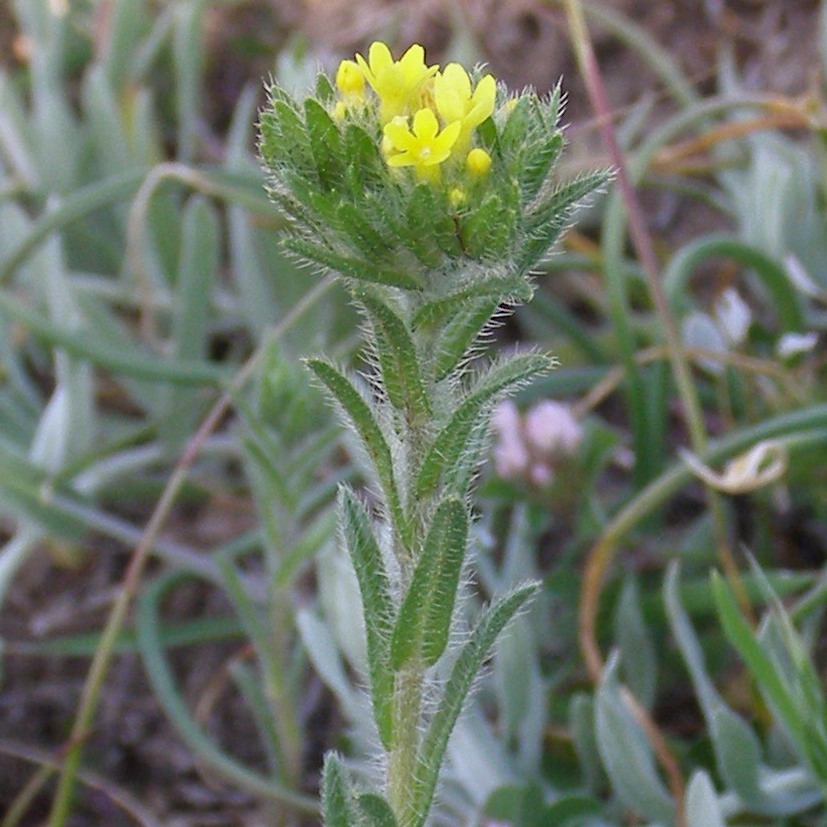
[387,663,425,827]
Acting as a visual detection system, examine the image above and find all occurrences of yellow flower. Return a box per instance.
[336,59,365,99]
[434,64,496,151]
[466,147,492,179]
[355,41,438,124]
[384,108,461,183]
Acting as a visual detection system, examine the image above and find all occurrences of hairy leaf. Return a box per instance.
[322,752,357,827]
[307,359,407,542]
[390,497,468,669]
[354,793,398,827]
[415,353,554,498]
[412,583,539,827]
[433,298,498,381]
[354,290,432,422]
[284,237,422,290]
[304,98,343,189]
[340,488,396,748]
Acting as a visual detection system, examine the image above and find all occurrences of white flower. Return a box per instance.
[679,440,787,494]
[713,287,752,346]
[682,311,727,375]
[523,400,582,455]
[776,331,818,359]
[491,400,530,480]
[491,399,582,485]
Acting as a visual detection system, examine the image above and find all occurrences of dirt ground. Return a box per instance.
[0,1,822,824]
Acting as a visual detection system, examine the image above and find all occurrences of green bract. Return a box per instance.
[258,41,607,827]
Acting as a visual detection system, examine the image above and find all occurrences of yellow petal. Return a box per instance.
[412,107,439,141]
[368,41,393,75]
[469,74,496,123]
[434,63,471,123]
[336,59,365,97]
[384,116,415,152]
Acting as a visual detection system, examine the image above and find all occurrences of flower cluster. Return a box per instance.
[492,399,583,487]
[259,39,606,294]
[332,43,496,186]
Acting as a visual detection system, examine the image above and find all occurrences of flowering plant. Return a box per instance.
[258,41,606,827]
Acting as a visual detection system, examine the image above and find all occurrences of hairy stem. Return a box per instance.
[387,663,425,827]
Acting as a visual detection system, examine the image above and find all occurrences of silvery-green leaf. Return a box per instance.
[681,311,725,374]
[494,613,545,772]
[595,654,673,825]
[615,575,656,709]
[685,770,725,827]
[569,693,605,796]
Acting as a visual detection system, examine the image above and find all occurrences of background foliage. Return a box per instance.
[1,1,826,826]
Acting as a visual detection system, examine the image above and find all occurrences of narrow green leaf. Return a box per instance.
[263,99,312,173]
[412,277,533,329]
[569,694,605,796]
[315,72,336,103]
[391,497,468,669]
[162,195,218,445]
[305,97,343,189]
[82,64,133,179]
[518,171,607,271]
[709,705,768,809]
[433,298,498,381]
[519,131,564,201]
[322,752,356,827]
[343,123,385,193]
[413,583,539,827]
[517,92,564,197]
[404,184,445,267]
[666,565,820,816]
[0,441,85,541]
[415,353,554,498]
[137,572,318,812]
[712,572,804,745]
[284,237,422,290]
[172,196,217,362]
[306,359,407,543]
[500,96,531,159]
[173,0,205,164]
[459,195,515,260]
[101,0,149,88]
[337,202,392,260]
[354,290,431,421]
[354,793,398,827]
[0,288,226,385]
[340,488,395,748]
